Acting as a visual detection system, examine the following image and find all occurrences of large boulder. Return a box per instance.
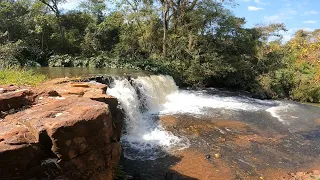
[0,79,123,180]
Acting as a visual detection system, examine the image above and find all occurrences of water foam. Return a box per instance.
[160,90,276,115]
[107,75,189,160]
[266,102,298,124]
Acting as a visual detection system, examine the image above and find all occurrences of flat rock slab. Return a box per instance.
[39,80,108,97]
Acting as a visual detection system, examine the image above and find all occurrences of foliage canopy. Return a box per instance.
[0,0,319,102]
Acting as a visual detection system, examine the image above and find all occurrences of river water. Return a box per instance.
[106,74,320,179]
[35,68,320,179]
[32,67,149,78]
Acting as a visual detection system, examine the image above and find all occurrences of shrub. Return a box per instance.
[48,54,75,67]
[0,41,48,67]
[257,69,296,98]
[291,77,320,103]
[0,41,23,68]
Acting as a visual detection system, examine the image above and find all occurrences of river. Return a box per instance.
[35,67,320,179]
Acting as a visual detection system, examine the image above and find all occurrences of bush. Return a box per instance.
[257,69,296,99]
[291,76,320,103]
[0,41,23,68]
[0,41,48,67]
[48,54,76,67]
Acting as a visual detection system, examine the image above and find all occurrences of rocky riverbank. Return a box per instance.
[0,78,123,180]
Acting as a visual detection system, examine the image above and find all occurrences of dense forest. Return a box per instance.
[0,0,320,102]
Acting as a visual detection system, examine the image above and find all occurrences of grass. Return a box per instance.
[0,66,46,86]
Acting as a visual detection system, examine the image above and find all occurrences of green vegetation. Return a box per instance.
[0,66,46,86]
[0,0,320,102]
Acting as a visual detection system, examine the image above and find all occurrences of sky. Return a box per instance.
[60,0,320,42]
[232,0,320,41]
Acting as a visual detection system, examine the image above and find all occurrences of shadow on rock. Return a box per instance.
[118,151,198,180]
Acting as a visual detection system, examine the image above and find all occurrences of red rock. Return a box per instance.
[70,83,90,88]
[0,79,122,180]
[0,85,20,94]
[313,170,320,175]
[0,89,36,112]
[83,92,117,112]
[7,97,112,160]
[296,172,305,177]
[0,119,44,179]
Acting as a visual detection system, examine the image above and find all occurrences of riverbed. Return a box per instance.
[34,67,320,179]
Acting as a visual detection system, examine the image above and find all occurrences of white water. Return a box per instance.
[266,102,298,124]
[160,90,277,115]
[106,74,306,160]
[107,75,189,160]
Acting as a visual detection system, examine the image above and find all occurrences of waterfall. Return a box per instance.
[107,75,189,160]
[106,74,298,160]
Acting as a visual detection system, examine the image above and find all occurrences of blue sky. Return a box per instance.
[61,0,320,41]
[232,0,320,41]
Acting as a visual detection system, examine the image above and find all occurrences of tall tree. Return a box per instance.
[39,0,65,41]
[80,0,106,24]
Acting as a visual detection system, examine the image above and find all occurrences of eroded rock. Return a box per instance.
[0,78,123,180]
[0,88,36,112]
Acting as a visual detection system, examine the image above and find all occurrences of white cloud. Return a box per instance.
[264,15,281,22]
[286,9,297,15]
[264,7,297,23]
[254,0,268,5]
[248,6,264,11]
[303,20,316,24]
[304,10,318,15]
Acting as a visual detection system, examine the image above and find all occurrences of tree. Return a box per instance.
[39,0,65,41]
[80,0,106,24]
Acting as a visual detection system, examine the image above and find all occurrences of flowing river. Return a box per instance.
[106,74,320,179]
[35,68,320,179]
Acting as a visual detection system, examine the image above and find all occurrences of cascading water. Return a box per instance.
[107,75,189,160]
[107,74,320,160]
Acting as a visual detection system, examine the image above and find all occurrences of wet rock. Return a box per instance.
[165,172,185,180]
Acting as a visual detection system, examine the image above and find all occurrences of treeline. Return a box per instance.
[0,0,320,102]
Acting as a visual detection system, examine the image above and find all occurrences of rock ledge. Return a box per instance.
[0,78,123,180]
